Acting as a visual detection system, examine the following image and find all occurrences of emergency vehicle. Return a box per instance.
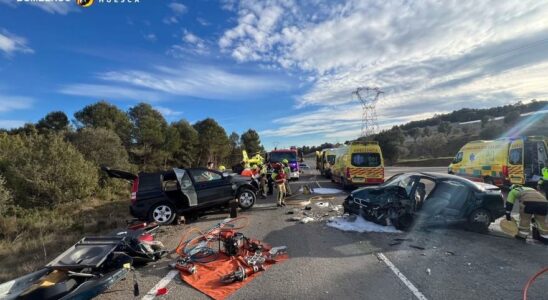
[448,136,547,187]
[331,141,384,187]
[316,148,337,178]
[268,148,300,180]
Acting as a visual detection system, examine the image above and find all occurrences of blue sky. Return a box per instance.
[1,0,548,150]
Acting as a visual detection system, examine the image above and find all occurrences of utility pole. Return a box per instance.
[353,87,383,139]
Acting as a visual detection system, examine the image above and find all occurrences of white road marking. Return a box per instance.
[376,253,428,300]
[315,181,322,188]
[289,180,331,184]
[254,203,277,208]
[141,270,179,300]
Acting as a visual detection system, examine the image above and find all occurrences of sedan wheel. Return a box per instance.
[149,203,176,224]
[238,189,256,210]
[467,209,491,233]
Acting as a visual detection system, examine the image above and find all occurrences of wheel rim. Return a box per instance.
[239,192,254,207]
[153,205,172,223]
[473,211,489,225]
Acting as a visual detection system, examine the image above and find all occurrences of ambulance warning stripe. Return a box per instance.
[348,168,384,178]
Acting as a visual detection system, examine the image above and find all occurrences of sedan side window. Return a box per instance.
[190,169,222,182]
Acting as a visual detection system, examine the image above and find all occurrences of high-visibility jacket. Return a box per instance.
[506,186,547,215]
[540,167,548,185]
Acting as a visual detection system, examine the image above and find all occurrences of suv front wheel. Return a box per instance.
[148,202,177,224]
[237,189,256,210]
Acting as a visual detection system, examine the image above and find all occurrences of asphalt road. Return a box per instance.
[97,164,547,300]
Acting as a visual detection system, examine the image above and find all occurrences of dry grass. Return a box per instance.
[0,198,131,282]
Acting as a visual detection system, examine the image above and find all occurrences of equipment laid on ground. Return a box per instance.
[174,217,288,300]
[0,222,167,300]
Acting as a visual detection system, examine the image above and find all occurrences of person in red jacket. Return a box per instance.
[272,163,286,207]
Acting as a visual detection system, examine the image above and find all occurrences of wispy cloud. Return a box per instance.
[154,106,183,118]
[167,29,209,56]
[0,29,33,56]
[163,2,187,24]
[0,95,33,112]
[196,17,210,26]
[143,33,157,42]
[58,84,162,101]
[60,64,290,101]
[0,0,77,14]
[222,0,548,141]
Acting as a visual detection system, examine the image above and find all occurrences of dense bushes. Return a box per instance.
[0,133,98,208]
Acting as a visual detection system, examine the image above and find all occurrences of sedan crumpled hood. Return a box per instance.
[350,186,391,205]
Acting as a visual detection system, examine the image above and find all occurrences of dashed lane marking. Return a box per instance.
[376,253,428,300]
[141,270,179,300]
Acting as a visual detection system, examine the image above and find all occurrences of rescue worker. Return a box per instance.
[539,166,548,197]
[272,164,286,207]
[266,163,274,195]
[282,159,292,196]
[505,184,548,240]
[207,161,215,170]
[258,163,267,199]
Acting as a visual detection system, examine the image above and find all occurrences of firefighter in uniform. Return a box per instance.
[505,184,548,240]
[272,164,286,207]
[258,164,267,199]
[282,159,292,196]
[539,166,548,197]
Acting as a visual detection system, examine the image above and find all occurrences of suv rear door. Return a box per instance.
[188,168,233,204]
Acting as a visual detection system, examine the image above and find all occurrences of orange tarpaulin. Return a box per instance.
[180,252,288,300]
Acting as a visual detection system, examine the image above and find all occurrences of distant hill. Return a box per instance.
[398,100,547,130]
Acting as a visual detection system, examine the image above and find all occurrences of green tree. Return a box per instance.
[228,132,241,166]
[36,111,69,132]
[0,133,98,208]
[193,118,230,166]
[172,120,199,167]
[422,127,431,137]
[480,124,504,140]
[437,121,452,136]
[74,101,133,146]
[128,103,168,170]
[69,127,131,170]
[0,174,13,215]
[481,115,491,128]
[504,110,520,125]
[408,128,421,143]
[162,124,182,169]
[371,127,405,163]
[240,129,263,155]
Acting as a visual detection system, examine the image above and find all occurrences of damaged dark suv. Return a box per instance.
[343,172,505,232]
[103,167,257,224]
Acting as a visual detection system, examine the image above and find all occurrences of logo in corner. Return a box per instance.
[76,0,94,7]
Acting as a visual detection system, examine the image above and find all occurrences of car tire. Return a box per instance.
[148,202,177,225]
[391,214,414,231]
[467,208,491,233]
[237,189,256,210]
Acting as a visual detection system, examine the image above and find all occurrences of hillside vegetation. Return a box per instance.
[302,100,548,164]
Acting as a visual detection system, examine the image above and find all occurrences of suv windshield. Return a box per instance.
[269,152,297,162]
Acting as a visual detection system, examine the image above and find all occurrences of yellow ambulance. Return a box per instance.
[448,136,547,186]
[316,148,337,178]
[331,141,384,188]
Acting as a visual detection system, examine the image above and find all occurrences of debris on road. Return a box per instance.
[326,215,401,233]
[409,245,426,250]
[299,187,343,194]
[426,268,431,275]
[316,202,330,208]
[301,217,315,224]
